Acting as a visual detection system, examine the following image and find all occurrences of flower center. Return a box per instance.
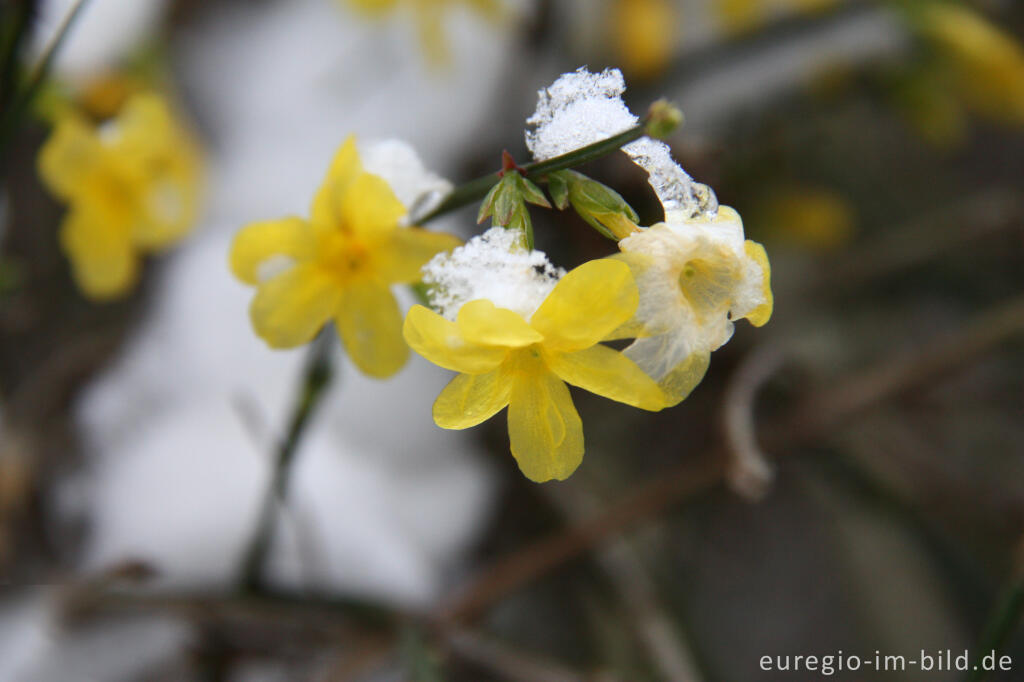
[677,256,739,323]
[320,232,371,279]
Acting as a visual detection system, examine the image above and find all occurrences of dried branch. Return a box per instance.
[721,344,786,500]
[547,483,705,682]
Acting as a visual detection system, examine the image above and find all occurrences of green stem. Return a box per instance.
[414,121,649,225]
[0,0,36,116]
[0,0,89,168]
[238,334,335,592]
[966,567,1024,682]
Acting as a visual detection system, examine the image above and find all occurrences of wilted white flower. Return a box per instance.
[617,206,773,404]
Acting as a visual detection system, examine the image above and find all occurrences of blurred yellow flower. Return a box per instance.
[920,3,1024,125]
[616,206,772,404]
[718,0,837,35]
[610,0,677,79]
[37,92,202,300]
[346,0,503,64]
[404,259,666,482]
[230,136,460,378]
[756,186,854,251]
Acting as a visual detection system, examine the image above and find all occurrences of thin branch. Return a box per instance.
[412,122,650,225]
[237,334,334,592]
[814,189,1024,296]
[547,483,706,682]
[0,0,89,168]
[439,293,1024,625]
[721,344,785,501]
[443,628,609,682]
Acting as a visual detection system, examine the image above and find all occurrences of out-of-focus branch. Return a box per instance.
[443,628,609,682]
[546,483,706,682]
[439,293,1024,625]
[815,189,1024,296]
[237,334,334,592]
[0,0,90,171]
[721,344,786,500]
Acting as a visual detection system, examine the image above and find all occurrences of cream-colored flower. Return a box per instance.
[616,206,772,404]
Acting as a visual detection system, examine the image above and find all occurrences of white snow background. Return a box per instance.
[3,0,525,679]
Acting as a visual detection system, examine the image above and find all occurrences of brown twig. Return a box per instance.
[547,483,706,682]
[443,628,610,682]
[814,189,1024,296]
[721,344,786,500]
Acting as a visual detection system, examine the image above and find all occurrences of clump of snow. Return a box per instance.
[525,67,638,161]
[358,138,452,218]
[525,67,719,221]
[422,227,564,321]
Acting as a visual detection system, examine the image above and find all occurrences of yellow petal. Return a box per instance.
[457,299,543,348]
[403,304,508,374]
[347,0,399,15]
[335,279,408,378]
[544,345,666,411]
[414,2,449,64]
[113,92,178,158]
[250,264,341,348]
[311,136,362,229]
[433,366,513,429]
[60,210,137,300]
[339,172,406,240]
[743,240,773,327]
[530,259,638,351]
[133,143,202,250]
[658,350,710,406]
[37,114,100,201]
[375,227,461,283]
[466,0,504,21]
[230,217,315,285]
[507,362,584,482]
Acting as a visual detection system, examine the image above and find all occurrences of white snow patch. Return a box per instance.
[422,226,564,321]
[525,67,719,221]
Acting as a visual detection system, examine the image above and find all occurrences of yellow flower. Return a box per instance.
[610,0,677,80]
[755,186,854,251]
[37,92,201,300]
[230,136,461,378]
[404,258,667,482]
[616,206,772,404]
[346,0,503,64]
[919,3,1024,125]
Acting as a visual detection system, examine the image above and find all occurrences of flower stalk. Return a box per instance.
[0,0,90,171]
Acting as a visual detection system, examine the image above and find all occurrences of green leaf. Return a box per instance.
[477,178,503,223]
[566,170,640,240]
[518,175,551,208]
[546,170,570,210]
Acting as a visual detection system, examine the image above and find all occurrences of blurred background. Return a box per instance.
[1,0,1023,680]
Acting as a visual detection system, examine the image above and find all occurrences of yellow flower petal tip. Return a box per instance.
[406,258,668,482]
[37,91,202,301]
[230,135,460,380]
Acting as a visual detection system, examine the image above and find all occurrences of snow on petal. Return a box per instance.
[421,226,565,321]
